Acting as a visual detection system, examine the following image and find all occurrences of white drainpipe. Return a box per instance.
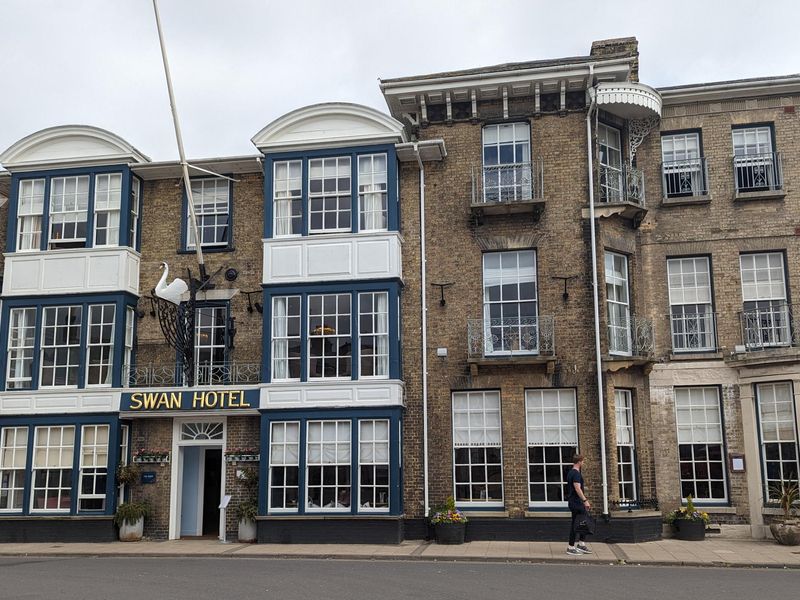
[414,143,430,518]
[586,65,610,518]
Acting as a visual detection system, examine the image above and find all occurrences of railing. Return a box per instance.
[124,362,261,387]
[739,303,796,351]
[661,157,709,198]
[670,311,717,353]
[471,159,544,205]
[607,314,654,358]
[467,315,555,358]
[733,151,783,194]
[599,164,645,206]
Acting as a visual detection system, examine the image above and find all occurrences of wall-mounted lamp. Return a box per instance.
[431,282,454,307]
[244,291,263,314]
[552,276,578,302]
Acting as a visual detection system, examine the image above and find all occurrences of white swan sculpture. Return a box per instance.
[154,262,189,305]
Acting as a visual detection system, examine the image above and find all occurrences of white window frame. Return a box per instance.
[615,389,638,503]
[268,421,300,513]
[308,156,351,234]
[358,154,388,232]
[452,391,504,507]
[358,292,389,379]
[78,424,109,512]
[675,387,727,503]
[86,304,116,387]
[187,178,230,249]
[482,250,538,356]
[123,307,135,388]
[525,389,578,507]
[39,305,82,388]
[194,305,227,385]
[661,132,704,197]
[271,296,301,382]
[6,307,37,390]
[31,425,75,513]
[756,382,800,501]
[358,419,390,513]
[481,123,531,202]
[305,420,351,512]
[93,173,122,247]
[308,293,351,380]
[16,178,44,252]
[668,257,715,352]
[48,175,89,249]
[599,123,623,202]
[273,160,303,237]
[0,426,28,513]
[740,252,790,348]
[605,251,632,356]
[128,177,141,248]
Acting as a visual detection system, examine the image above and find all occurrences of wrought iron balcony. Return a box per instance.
[470,160,545,219]
[670,311,717,353]
[599,164,645,206]
[739,303,796,351]
[733,151,783,194]
[662,157,709,198]
[124,362,261,387]
[607,314,654,358]
[467,315,555,359]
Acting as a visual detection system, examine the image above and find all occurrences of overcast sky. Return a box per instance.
[1,0,798,162]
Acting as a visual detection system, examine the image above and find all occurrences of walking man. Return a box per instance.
[566,454,592,555]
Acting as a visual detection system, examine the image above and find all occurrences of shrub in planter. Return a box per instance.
[769,480,800,546]
[665,495,709,541]
[237,500,259,543]
[430,497,468,545]
[114,502,150,542]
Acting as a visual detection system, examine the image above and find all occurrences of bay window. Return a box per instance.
[268,421,300,511]
[309,157,351,233]
[359,292,389,378]
[79,424,109,511]
[358,154,388,231]
[6,308,36,390]
[16,178,44,251]
[309,293,352,379]
[306,420,351,511]
[0,427,28,511]
[273,160,302,237]
[358,419,390,511]
[49,176,89,249]
[93,173,121,247]
[31,425,75,512]
[86,304,115,386]
[40,306,82,387]
[452,391,503,505]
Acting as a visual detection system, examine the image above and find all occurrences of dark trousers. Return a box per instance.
[569,507,587,546]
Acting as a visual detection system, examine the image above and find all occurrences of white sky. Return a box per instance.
[1,0,798,161]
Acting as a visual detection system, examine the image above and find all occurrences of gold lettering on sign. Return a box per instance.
[130,390,251,410]
[129,392,180,411]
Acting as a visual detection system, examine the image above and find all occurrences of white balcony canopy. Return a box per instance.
[593,82,662,119]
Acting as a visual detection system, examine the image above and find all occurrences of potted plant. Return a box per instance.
[769,480,800,546]
[114,501,150,542]
[430,496,468,545]
[116,464,139,487]
[236,467,259,543]
[665,495,709,541]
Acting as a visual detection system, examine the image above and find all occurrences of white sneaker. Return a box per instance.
[566,546,582,556]
[576,544,593,554]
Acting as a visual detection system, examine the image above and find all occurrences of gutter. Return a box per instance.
[586,64,610,519]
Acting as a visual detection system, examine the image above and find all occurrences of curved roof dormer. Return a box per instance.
[0,125,150,172]
[251,102,407,153]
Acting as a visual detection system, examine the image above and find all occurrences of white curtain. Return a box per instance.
[274,198,291,236]
[361,189,384,231]
[18,216,41,250]
[272,297,288,379]
[376,292,389,376]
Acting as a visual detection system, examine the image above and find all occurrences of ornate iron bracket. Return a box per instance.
[628,115,660,166]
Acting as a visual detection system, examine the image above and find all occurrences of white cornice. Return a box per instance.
[0,125,150,171]
[659,75,800,104]
[251,102,407,152]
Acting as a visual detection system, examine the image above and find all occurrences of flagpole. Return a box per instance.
[151,0,206,279]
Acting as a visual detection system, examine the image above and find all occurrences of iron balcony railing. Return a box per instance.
[733,151,783,194]
[467,315,555,359]
[471,159,544,205]
[670,311,717,353]
[661,157,709,198]
[739,303,796,351]
[124,362,261,387]
[607,314,654,358]
[599,164,645,206]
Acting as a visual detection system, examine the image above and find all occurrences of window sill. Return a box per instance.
[661,194,711,207]
[0,514,113,520]
[734,189,786,202]
[690,505,736,514]
[461,510,509,518]
[668,351,723,361]
[525,510,569,518]
[178,247,235,255]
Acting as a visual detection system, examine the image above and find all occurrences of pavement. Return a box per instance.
[1,537,799,568]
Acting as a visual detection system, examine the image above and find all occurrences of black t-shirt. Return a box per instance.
[566,467,584,506]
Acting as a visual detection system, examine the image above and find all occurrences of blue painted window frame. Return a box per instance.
[0,293,139,391]
[0,415,122,516]
[263,144,399,238]
[179,176,234,253]
[261,281,401,383]
[258,407,403,517]
[5,165,138,253]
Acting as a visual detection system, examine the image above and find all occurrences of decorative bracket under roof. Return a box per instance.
[628,115,660,166]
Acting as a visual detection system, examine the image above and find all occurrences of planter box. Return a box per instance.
[133,456,170,465]
[770,521,800,546]
[434,522,466,545]
[119,517,144,542]
[673,519,706,541]
[225,454,260,463]
[238,519,257,543]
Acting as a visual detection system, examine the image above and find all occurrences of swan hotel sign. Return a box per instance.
[121,389,260,412]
